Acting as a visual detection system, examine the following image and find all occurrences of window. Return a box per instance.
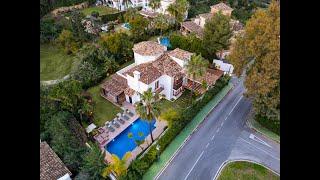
[155,81,159,89]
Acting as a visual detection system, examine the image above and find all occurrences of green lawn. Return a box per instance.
[156,90,195,115]
[40,44,78,81]
[87,84,122,127]
[218,161,279,180]
[81,6,118,16]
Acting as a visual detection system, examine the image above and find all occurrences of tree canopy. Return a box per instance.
[228,1,280,133]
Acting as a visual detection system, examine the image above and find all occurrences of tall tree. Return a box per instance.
[81,143,106,180]
[203,11,232,59]
[149,0,161,12]
[167,0,189,30]
[135,88,161,143]
[185,54,209,99]
[228,1,280,131]
[102,152,132,178]
[154,14,169,35]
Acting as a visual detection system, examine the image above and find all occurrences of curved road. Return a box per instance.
[155,77,280,180]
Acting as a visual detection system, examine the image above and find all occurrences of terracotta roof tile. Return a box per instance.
[189,69,224,86]
[199,13,213,20]
[101,74,128,96]
[124,63,162,84]
[168,48,193,61]
[152,53,185,78]
[124,87,136,96]
[40,141,72,180]
[132,41,167,56]
[210,2,233,11]
[181,21,204,37]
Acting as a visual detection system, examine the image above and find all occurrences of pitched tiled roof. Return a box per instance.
[101,74,128,96]
[181,21,204,37]
[124,87,136,96]
[230,19,244,31]
[40,141,72,180]
[168,48,193,61]
[199,13,213,20]
[132,41,167,56]
[152,53,185,78]
[124,63,163,84]
[189,69,224,86]
[139,10,159,18]
[211,2,233,11]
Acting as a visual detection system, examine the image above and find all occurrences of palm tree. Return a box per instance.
[128,132,145,150]
[185,54,209,99]
[167,0,189,30]
[102,152,131,178]
[135,88,161,143]
[149,0,161,12]
[154,14,169,35]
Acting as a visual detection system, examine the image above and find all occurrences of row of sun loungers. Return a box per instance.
[95,109,136,145]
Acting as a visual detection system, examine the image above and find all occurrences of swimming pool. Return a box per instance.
[159,37,171,48]
[106,118,156,159]
[122,23,131,30]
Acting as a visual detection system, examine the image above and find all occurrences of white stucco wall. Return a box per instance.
[126,74,149,94]
[134,52,164,65]
[169,56,186,68]
[213,59,234,74]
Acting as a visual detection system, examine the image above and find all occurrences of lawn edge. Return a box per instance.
[213,159,280,180]
[145,82,233,180]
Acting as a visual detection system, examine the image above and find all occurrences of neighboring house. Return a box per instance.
[99,0,148,11]
[180,2,243,38]
[213,59,234,75]
[101,41,224,105]
[40,141,72,180]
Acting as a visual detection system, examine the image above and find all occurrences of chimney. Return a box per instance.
[133,70,141,80]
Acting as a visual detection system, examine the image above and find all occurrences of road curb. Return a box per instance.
[213,159,280,180]
[153,83,233,180]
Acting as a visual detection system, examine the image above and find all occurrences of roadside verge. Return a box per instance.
[143,82,234,180]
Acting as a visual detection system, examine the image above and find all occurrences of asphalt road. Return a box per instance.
[155,77,280,180]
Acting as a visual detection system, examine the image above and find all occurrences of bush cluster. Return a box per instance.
[123,76,230,179]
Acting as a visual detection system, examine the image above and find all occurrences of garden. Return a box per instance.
[81,6,118,16]
[218,161,279,180]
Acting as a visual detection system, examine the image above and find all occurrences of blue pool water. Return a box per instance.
[160,37,171,48]
[106,118,156,159]
[123,23,131,30]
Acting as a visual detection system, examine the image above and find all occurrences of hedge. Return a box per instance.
[122,75,231,179]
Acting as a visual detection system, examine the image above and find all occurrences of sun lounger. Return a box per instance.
[101,131,109,139]
[107,124,115,132]
[97,127,105,133]
[117,118,125,124]
[112,120,120,128]
[121,113,130,120]
[126,109,134,117]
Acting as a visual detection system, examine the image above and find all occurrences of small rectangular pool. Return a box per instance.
[106,118,156,159]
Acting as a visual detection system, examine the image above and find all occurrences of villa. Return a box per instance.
[180,2,243,38]
[101,41,224,106]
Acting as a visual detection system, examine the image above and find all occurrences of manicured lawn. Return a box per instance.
[87,84,122,127]
[81,6,118,16]
[156,90,195,115]
[218,161,279,180]
[40,43,79,81]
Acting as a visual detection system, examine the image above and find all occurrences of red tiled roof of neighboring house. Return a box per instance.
[189,69,224,86]
[181,21,204,37]
[210,2,233,11]
[139,10,159,18]
[101,74,128,96]
[167,48,193,61]
[198,13,213,20]
[124,63,163,84]
[132,41,167,56]
[124,87,136,96]
[230,19,244,31]
[40,141,72,180]
[152,53,185,78]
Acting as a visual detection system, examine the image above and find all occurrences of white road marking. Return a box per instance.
[206,142,210,148]
[228,95,243,116]
[249,134,271,148]
[216,127,220,133]
[239,137,280,161]
[211,135,215,141]
[184,151,205,180]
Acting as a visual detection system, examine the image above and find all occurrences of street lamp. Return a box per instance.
[156,144,160,161]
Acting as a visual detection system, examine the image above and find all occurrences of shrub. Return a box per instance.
[255,114,280,135]
[91,11,99,18]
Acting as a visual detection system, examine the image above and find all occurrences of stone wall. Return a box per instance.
[51,2,89,16]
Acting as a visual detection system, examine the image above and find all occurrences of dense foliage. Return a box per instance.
[80,143,106,179]
[228,1,279,134]
[124,76,230,179]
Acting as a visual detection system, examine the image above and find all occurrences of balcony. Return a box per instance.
[173,78,183,90]
[155,84,164,94]
[173,86,184,97]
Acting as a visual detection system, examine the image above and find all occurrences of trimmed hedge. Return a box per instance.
[123,75,231,179]
[255,114,280,135]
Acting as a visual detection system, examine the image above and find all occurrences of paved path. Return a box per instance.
[155,77,280,180]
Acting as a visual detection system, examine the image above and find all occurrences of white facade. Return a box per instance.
[169,55,187,67]
[213,59,234,75]
[57,173,72,180]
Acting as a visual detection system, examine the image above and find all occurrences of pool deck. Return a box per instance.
[104,119,167,164]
